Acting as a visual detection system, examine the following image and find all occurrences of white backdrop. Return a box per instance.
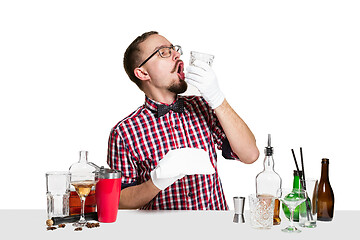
[1,0,359,210]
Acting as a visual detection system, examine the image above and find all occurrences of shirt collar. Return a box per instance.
[144,95,181,113]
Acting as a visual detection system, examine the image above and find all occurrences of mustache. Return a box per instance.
[171,60,183,73]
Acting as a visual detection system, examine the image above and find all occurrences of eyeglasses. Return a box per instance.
[138,45,182,68]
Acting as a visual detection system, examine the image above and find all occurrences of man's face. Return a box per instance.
[138,34,187,94]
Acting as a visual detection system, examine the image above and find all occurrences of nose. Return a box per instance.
[172,49,181,61]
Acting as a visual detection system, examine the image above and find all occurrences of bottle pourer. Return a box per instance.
[265,134,273,156]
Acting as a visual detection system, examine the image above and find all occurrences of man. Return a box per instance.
[107,31,259,210]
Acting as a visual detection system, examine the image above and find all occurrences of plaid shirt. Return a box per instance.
[107,95,238,210]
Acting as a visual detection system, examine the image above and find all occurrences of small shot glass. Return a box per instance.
[233,196,245,223]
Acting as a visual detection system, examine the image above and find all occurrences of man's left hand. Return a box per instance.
[185,60,225,109]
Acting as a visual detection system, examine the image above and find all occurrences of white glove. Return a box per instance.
[150,171,185,191]
[150,148,215,190]
[185,60,225,109]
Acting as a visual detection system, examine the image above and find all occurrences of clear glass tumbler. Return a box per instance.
[190,51,214,66]
[299,179,318,228]
[46,171,70,219]
[249,194,275,229]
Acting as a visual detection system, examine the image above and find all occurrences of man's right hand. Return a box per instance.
[150,148,215,190]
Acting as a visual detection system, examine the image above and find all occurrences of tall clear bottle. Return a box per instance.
[256,134,282,225]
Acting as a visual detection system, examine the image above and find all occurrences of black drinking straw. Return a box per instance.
[300,147,307,190]
[291,149,301,180]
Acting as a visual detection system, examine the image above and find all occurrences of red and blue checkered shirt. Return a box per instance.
[107,95,239,210]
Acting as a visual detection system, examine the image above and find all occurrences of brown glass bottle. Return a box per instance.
[317,158,334,221]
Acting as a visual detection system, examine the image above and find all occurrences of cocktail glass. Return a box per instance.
[277,188,307,233]
[70,172,98,227]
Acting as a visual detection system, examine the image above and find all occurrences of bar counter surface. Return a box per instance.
[1,210,357,240]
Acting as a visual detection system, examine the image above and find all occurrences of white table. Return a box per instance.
[1,210,358,239]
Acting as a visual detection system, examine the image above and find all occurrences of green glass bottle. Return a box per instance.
[282,170,302,222]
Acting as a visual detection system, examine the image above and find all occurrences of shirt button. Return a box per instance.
[174,126,179,130]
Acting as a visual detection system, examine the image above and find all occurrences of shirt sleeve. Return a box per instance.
[107,128,138,189]
[206,101,239,160]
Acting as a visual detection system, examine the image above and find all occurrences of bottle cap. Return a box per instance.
[293,170,303,177]
[322,158,329,164]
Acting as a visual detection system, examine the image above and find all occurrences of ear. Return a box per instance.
[134,67,150,81]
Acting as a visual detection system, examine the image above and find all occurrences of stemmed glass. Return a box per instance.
[70,172,98,227]
[277,188,307,233]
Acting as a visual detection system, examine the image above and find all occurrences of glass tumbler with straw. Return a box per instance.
[292,148,315,225]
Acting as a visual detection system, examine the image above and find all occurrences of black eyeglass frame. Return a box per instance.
[138,45,182,68]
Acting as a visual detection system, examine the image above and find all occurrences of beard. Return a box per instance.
[168,79,188,94]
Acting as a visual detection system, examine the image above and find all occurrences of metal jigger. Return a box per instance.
[233,196,245,223]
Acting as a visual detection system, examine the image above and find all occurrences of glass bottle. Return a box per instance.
[317,158,334,221]
[255,134,282,225]
[68,151,98,215]
[282,170,302,222]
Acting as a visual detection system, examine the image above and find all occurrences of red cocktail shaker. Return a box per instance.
[95,167,122,223]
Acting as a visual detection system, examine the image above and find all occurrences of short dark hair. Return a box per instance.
[123,31,159,89]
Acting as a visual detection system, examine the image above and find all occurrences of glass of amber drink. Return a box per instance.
[70,172,98,227]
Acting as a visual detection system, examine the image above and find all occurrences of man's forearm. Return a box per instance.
[215,99,259,164]
[119,179,161,209]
